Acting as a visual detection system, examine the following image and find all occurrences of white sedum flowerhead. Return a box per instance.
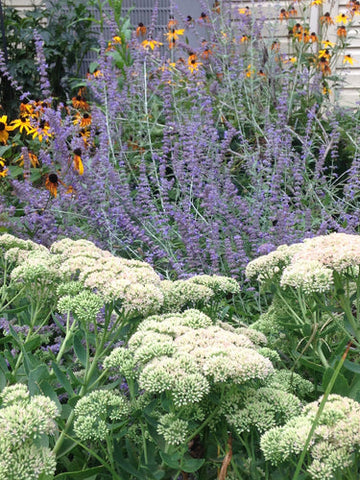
[280,260,334,293]
[0,385,58,480]
[74,389,130,442]
[157,413,189,446]
[52,238,164,315]
[105,309,274,406]
[247,233,360,293]
[245,243,303,282]
[260,394,360,479]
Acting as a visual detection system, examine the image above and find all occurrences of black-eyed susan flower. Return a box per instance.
[141,38,163,50]
[185,15,193,24]
[10,116,32,134]
[292,23,303,36]
[337,25,347,37]
[288,5,297,16]
[45,173,59,197]
[212,1,220,14]
[271,40,280,51]
[322,39,335,47]
[245,64,255,78]
[167,16,178,29]
[188,53,201,73]
[240,35,249,43]
[73,148,84,175]
[136,23,147,37]
[318,57,331,75]
[73,112,92,127]
[310,32,318,43]
[311,0,323,5]
[320,12,334,24]
[238,6,250,15]
[0,158,8,177]
[201,47,213,59]
[17,152,39,168]
[348,0,360,15]
[0,116,12,144]
[279,8,289,20]
[335,13,349,24]
[343,54,355,64]
[30,120,52,142]
[199,12,209,22]
[319,49,331,60]
[164,28,185,47]
[72,94,90,111]
[19,102,34,116]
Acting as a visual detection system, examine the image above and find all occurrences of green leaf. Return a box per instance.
[39,381,62,412]
[0,369,6,390]
[28,364,49,395]
[73,331,87,367]
[159,451,182,470]
[343,359,360,374]
[181,453,205,473]
[51,362,75,396]
[54,466,105,479]
[322,367,349,396]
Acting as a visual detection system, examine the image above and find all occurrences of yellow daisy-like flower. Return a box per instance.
[17,152,39,168]
[30,120,52,142]
[335,13,349,24]
[188,53,202,73]
[0,158,8,177]
[73,148,84,175]
[343,54,355,64]
[311,0,323,5]
[0,115,12,144]
[245,64,255,78]
[238,6,251,15]
[322,39,336,48]
[318,49,331,59]
[164,29,184,42]
[141,38,163,50]
[10,116,32,134]
[73,112,92,127]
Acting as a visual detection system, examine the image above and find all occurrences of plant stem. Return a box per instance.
[292,341,352,480]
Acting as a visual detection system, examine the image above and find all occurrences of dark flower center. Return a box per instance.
[49,173,58,184]
[73,148,82,156]
[83,113,90,119]
[0,122,5,131]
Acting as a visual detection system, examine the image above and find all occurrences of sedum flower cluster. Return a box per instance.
[74,389,130,442]
[1,234,241,318]
[246,233,360,294]
[0,234,67,304]
[51,238,164,315]
[104,309,274,407]
[0,384,58,480]
[260,394,360,479]
[223,386,303,435]
[159,274,240,312]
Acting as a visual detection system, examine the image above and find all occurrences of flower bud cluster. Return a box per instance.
[52,238,164,315]
[104,309,274,407]
[160,274,240,312]
[0,384,58,480]
[223,386,302,435]
[246,233,360,294]
[57,290,104,324]
[157,413,189,445]
[260,394,360,479]
[74,389,130,442]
